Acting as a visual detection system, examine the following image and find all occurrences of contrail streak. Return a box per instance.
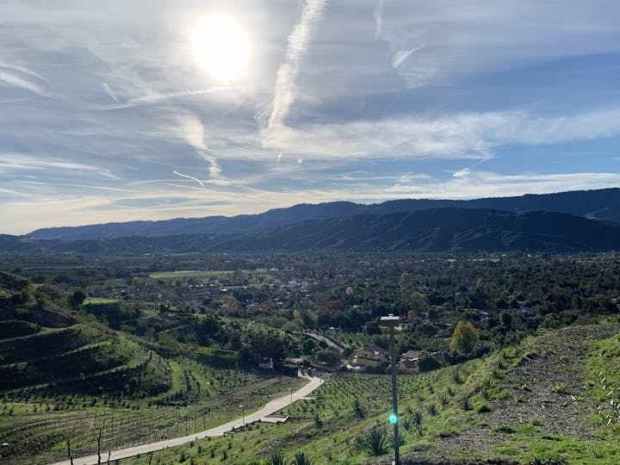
[0,62,47,82]
[0,70,48,97]
[173,170,206,188]
[374,0,385,39]
[267,0,328,130]
[102,82,119,102]
[392,46,424,68]
[100,88,226,111]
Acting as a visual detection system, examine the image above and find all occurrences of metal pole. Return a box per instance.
[390,325,400,465]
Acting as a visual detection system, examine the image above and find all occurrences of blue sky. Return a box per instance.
[1,0,620,234]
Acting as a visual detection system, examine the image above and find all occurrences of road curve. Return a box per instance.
[49,374,323,465]
[303,331,345,354]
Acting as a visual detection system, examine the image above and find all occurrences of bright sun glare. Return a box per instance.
[191,14,252,82]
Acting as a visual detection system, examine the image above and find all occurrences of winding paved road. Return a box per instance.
[49,374,323,465]
[303,331,346,354]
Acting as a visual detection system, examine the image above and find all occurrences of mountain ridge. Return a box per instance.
[24,187,620,241]
[4,207,620,255]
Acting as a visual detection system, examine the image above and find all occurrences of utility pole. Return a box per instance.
[380,314,401,465]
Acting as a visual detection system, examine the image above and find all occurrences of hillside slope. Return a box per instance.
[0,273,302,465]
[112,320,620,465]
[216,209,620,253]
[6,208,620,255]
[0,273,171,397]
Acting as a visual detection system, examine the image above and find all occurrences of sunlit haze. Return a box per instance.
[191,14,252,82]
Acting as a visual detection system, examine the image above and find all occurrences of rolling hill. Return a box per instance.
[25,188,620,241]
[0,272,304,465]
[0,272,170,397]
[3,208,620,255]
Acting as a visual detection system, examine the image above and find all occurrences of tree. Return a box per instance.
[449,320,479,354]
[501,311,513,329]
[242,330,288,367]
[69,290,87,310]
[315,349,340,367]
[399,272,428,315]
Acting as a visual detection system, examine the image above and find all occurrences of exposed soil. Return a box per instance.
[418,323,620,461]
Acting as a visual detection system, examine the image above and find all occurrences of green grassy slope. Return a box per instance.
[0,275,302,465]
[122,320,620,465]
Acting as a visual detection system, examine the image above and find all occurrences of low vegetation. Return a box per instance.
[1,251,619,465]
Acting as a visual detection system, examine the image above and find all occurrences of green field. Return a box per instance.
[149,270,236,280]
[82,297,120,305]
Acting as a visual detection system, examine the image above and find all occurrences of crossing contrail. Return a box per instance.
[267,0,328,130]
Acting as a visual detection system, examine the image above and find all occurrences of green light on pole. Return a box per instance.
[388,413,399,425]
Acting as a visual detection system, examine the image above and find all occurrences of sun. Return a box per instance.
[191,14,252,82]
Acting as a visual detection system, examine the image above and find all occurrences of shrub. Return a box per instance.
[357,427,388,456]
[418,354,442,372]
[530,457,568,465]
[292,451,313,465]
[476,402,491,413]
[461,396,473,411]
[451,368,464,385]
[411,410,423,436]
[269,450,287,465]
[353,398,365,419]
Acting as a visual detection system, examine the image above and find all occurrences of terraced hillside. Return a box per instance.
[0,274,302,465]
[0,272,170,399]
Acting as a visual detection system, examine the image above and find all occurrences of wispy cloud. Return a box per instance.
[387,170,620,199]
[178,114,222,178]
[6,167,620,235]
[1,1,620,233]
[452,168,471,178]
[263,107,620,160]
[100,88,226,110]
[0,69,48,97]
[0,154,117,178]
[0,187,31,198]
[0,62,47,82]
[266,0,328,130]
[374,0,385,40]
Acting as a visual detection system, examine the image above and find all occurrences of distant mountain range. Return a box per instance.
[26,188,620,241]
[2,188,619,254]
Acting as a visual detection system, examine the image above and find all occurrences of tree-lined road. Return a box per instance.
[49,374,323,465]
[303,331,346,354]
